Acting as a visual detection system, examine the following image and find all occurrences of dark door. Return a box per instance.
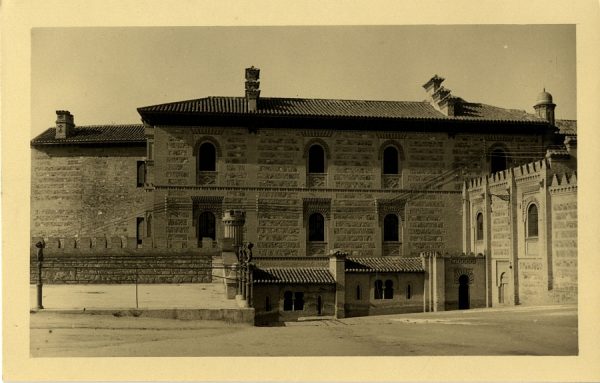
[458,274,470,310]
[317,296,322,315]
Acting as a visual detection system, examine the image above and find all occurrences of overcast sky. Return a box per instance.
[31,25,576,136]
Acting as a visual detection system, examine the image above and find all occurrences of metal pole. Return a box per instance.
[35,241,45,310]
[135,268,139,309]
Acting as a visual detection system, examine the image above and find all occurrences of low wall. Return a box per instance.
[30,253,214,284]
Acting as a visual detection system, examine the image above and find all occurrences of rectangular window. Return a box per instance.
[147,141,154,160]
[137,161,146,187]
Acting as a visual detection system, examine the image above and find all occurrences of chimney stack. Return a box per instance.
[422,75,458,117]
[55,110,74,139]
[245,66,260,112]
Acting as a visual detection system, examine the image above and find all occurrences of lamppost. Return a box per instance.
[35,241,45,310]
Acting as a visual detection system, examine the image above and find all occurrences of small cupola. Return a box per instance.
[533,88,556,126]
[55,110,75,139]
[245,66,260,112]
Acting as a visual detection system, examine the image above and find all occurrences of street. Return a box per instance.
[30,304,577,356]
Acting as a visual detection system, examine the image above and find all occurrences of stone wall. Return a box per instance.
[345,272,424,317]
[549,174,578,303]
[30,237,216,284]
[443,256,487,310]
[253,284,336,324]
[31,145,147,238]
[464,157,577,306]
[150,126,545,257]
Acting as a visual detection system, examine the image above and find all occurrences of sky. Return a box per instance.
[31,25,576,136]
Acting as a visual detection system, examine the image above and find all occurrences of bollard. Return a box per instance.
[35,241,45,310]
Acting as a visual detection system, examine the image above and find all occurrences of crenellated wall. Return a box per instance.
[464,155,577,305]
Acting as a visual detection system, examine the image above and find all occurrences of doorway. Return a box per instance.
[458,274,470,310]
[317,295,323,315]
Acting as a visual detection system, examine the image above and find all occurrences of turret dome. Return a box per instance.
[535,88,554,106]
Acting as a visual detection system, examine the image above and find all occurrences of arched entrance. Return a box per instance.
[458,274,470,310]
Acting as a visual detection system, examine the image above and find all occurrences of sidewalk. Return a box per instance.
[30,283,239,310]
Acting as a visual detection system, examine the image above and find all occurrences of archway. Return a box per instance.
[458,274,470,310]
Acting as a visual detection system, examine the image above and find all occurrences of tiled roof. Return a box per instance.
[138,96,549,123]
[345,257,424,273]
[31,125,145,145]
[253,267,335,284]
[555,119,577,135]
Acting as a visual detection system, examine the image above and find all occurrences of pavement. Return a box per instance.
[30,303,578,356]
[30,283,239,310]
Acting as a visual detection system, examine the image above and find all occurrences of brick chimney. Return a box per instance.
[55,110,74,139]
[245,66,260,112]
[422,75,458,117]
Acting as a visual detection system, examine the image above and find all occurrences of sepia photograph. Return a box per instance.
[28,25,578,356]
[3,1,600,381]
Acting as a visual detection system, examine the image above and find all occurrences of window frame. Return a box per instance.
[198,211,217,241]
[382,145,400,175]
[527,203,539,238]
[197,141,217,172]
[307,144,326,174]
[476,212,484,241]
[383,213,400,242]
[308,212,326,242]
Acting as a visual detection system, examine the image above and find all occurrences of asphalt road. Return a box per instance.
[30,304,577,356]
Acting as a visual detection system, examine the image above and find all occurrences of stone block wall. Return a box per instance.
[443,256,487,310]
[149,126,545,258]
[549,175,577,303]
[345,272,424,317]
[252,284,336,324]
[29,237,216,284]
[464,157,577,306]
[31,145,148,238]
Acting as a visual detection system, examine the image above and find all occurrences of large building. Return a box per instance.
[30,68,577,323]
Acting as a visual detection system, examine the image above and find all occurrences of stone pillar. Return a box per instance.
[222,210,246,247]
[329,249,347,319]
[432,253,446,312]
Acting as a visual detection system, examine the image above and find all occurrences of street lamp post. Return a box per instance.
[35,241,45,310]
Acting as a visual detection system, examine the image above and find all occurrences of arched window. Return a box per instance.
[490,148,508,173]
[476,212,484,241]
[136,161,146,187]
[356,285,362,300]
[374,280,383,300]
[383,146,399,174]
[283,291,293,311]
[308,145,325,173]
[265,296,272,312]
[198,211,216,240]
[308,213,325,242]
[527,204,539,237]
[384,280,394,299]
[406,284,412,300]
[383,214,400,242]
[198,142,216,172]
